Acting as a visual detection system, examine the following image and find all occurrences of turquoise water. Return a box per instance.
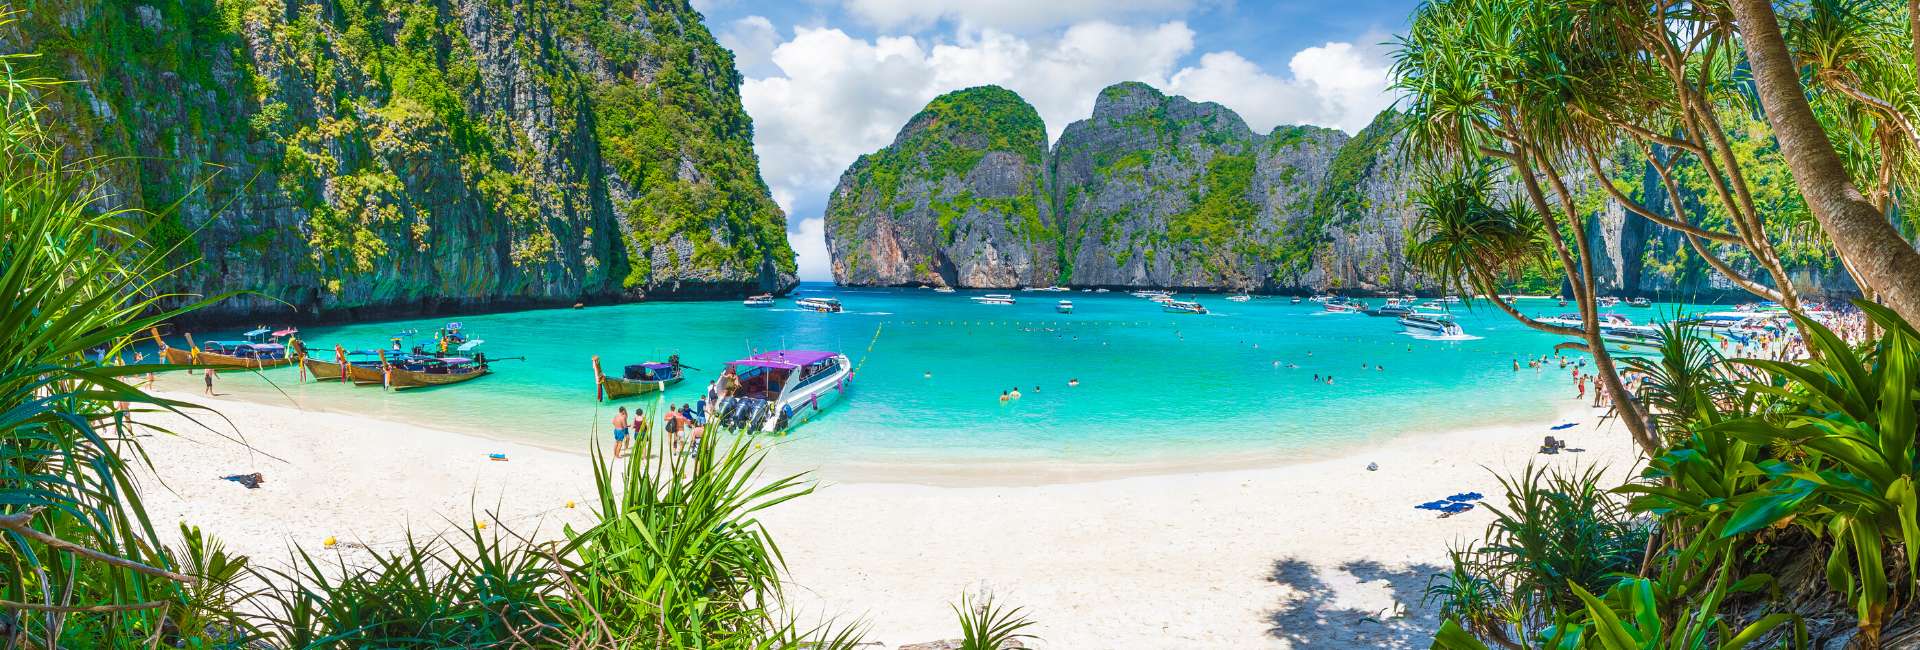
[163,284,1703,471]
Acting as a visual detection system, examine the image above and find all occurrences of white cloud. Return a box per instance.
[1168,39,1394,134]
[841,0,1195,32]
[790,218,833,280]
[717,16,781,77]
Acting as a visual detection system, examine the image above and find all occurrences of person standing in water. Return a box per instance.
[611,406,630,459]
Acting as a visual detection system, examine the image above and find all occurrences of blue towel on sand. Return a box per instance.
[1550,422,1577,430]
[1415,500,1453,511]
[1447,492,1484,502]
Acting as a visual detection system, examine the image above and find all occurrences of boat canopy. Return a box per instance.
[734,350,837,369]
[249,343,287,352]
[243,328,271,337]
[272,328,299,336]
[624,362,676,380]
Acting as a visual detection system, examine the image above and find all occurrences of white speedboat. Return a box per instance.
[1324,297,1365,313]
[1438,296,1463,304]
[1597,297,1621,308]
[934,286,956,293]
[1290,297,1303,304]
[1056,300,1074,313]
[709,350,851,433]
[796,297,843,313]
[1367,297,1414,317]
[1226,294,1252,303]
[1163,300,1208,314]
[743,294,774,307]
[1400,306,1464,336]
[972,294,1016,305]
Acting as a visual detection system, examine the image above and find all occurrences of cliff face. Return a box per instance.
[829,82,1434,293]
[827,81,1860,299]
[824,86,1055,288]
[12,0,796,322]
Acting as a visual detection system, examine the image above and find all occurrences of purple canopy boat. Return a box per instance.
[707,349,852,433]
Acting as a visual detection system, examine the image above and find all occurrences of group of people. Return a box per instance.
[607,401,707,459]
[997,379,1081,403]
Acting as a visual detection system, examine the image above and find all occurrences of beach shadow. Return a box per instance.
[1263,557,1445,649]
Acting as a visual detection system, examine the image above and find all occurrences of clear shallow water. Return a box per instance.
[161,285,1710,471]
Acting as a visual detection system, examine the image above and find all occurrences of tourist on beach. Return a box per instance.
[611,407,630,459]
[203,368,217,396]
[666,410,685,454]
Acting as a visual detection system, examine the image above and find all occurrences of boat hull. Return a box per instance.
[386,366,490,390]
[162,346,295,369]
[301,356,385,384]
[601,375,684,399]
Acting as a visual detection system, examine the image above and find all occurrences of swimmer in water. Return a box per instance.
[1010,387,1022,399]
[1069,378,1079,387]
[999,391,1009,403]
[925,371,932,379]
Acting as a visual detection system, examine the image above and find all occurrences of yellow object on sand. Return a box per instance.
[323,536,336,547]
[566,501,576,509]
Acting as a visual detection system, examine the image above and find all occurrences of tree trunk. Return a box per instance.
[1730,0,1920,324]
[1911,0,1919,82]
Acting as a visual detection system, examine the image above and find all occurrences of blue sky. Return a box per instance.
[691,0,1419,279]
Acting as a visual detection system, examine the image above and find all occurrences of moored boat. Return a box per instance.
[1226,294,1251,302]
[796,297,844,313]
[592,355,686,400]
[708,350,851,433]
[934,286,956,293]
[743,294,775,307]
[1399,306,1464,336]
[1626,297,1652,308]
[1597,296,1621,308]
[1324,297,1365,313]
[296,342,386,384]
[1056,300,1074,313]
[972,294,1016,305]
[1162,299,1208,314]
[381,350,490,390]
[152,328,298,369]
[1366,297,1414,317]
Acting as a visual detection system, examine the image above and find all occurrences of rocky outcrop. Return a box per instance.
[10,0,796,323]
[826,81,1864,299]
[825,86,1055,288]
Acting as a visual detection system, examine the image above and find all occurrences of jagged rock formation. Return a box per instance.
[827,82,1439,293]
[824,86,1056,288]
[829,81,1864,298]
[10,0,797,323]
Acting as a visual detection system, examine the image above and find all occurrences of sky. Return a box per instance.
[691,0,1420,280]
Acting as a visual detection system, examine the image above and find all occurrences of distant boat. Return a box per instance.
[1438,296,1463,304]
[1626,297,1652,308]
[1399,306,1464,336]
[1597,297,1621,308]
[972,294,1016,305]
[1324,297,1365,313]
[1290,297,1303,304]
[1308,293,1333,303]
[592,355,685,400]
[934,286,956,293]
[1093,288,1110,293]
[796,297,844,312]
[709,350,851,433]
[1056,300,1074,313]
[1366,297,1414,317]
[1226,294,1252,303]
[1162,299,1208,314]
[743,294,774,307]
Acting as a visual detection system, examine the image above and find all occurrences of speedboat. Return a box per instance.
[796,297,843,313]
[1626,297,1652,308]
[743,294,774,307]
[1162,300,1208,314]
[972,294,1016,305]
[709,350,851,433]
[1093,288,1110,293]
[1400,306,1464,336]
[1324,297,1365,313]
[1438,296,1463,304]
[1290,297,1302,304]
[1366,297,1414,317]
[934,286,956,294]
[1226,294,1252,303]
[1308,293,1333,303]
[1597,297,1622,308]
[1537,312,1635,329]
[1600,324,1665,354]
[1056,300,1074,313]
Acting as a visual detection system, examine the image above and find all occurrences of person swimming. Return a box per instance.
[1010,387,1022,399]
[1068,378,1080,387]
[999,391,1009,403]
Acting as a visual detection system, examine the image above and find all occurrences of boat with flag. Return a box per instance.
[152,327,299,369]
[295,342,387,384]
[708,349,851,433]
[379,342,492,390]
[592,355,687,400]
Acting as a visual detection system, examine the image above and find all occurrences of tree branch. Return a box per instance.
[1580,148,1741,243]
[0,599,168,613]
[1682,233,1784,302]
[0,510,195,584]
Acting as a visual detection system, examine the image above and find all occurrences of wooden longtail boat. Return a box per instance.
[592,355,685,400]
[380,349,490,390]
[295,342,386,384]
[151,328,299,370]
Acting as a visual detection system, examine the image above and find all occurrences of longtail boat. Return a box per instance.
[151,328,299,369]
[296,342,387,384]
[378,349,490,390]
[591,355,686,400]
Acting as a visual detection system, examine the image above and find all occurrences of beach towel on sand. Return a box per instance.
[222,472,265,489]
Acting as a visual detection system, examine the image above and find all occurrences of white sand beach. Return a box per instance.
[134,390,1639,649]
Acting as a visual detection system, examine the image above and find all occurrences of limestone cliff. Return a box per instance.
[11,0,796,322]
[824,86,1055,288]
